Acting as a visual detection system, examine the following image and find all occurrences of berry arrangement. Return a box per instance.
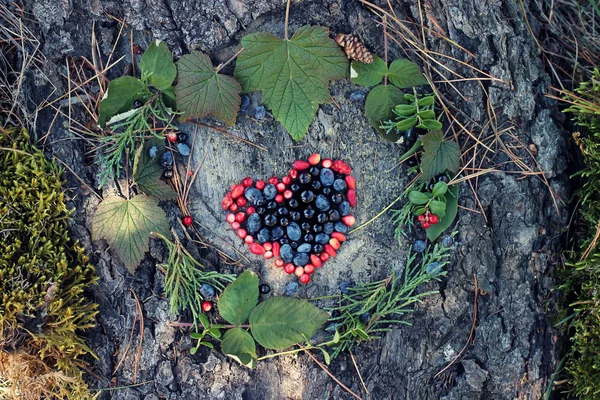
[221,155,357,284]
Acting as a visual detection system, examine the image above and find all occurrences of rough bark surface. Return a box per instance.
[13,0,567,398]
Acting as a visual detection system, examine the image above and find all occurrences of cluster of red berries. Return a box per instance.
[221,154,356,284]
[417,211,439,229]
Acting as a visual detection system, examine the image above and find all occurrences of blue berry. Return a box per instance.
[200,284,215,299]
[293,252,309,266]
[426,262,442,275]
[271,226,284,241]
[240,95,251,114]
[339,281,352,294]
[286,222,302,241]
[254,105,266,120]
[360,312,371,323]
[257,228,271,243]
[349,91,365,102]
[324,222,335,234]
[333,179,347,192]
[244,187,264,205]
[412,240,427,253]
[339,201,351,216]
[320,168,335,186]
[285,281,299,296]
[160,151,173,167]
[442,235,454,248]
[315,194,331,211]
[263,184,277,200]
[315,233,330,244]
[297,243,312,253]
[334,222,348,234]
[246,213,262,234]
[280,244,294,262]
[177,142,191,156]
[148,145,158,158]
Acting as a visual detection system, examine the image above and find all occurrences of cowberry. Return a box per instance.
[182,215,193,227]
[236,196,247,206]
[284,263,295,274]
[166,132,177,143]
[242,177,253,187]
[417,214,426,222]
[299,273,310,284]
[422,221,431,229]
[429,214,439,224]
[255,180,266,190]
[201,301,212,312]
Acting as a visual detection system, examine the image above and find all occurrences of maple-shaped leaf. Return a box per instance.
[133,138,177,200]
[175,51,241,125]
[420,130,460,181]
[92,195,169,274]
[234,25,348,141]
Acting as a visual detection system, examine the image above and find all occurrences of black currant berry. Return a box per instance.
[317,213,329,224]
[311,180,322,190]
[303,208,315,219]
[313,224,323,233]
[328,209,340,222]
[264,214,277,226]
[290,211,301,221]
[279,217,290,227]
[299,172,312,184]
[163,169,174,179]
[267,201,277,210]
[301,222,311,232]
[291,183,301,192]
[309,166,320,176]
[288,199,299,208]
[331,193,343,204]
[301,190,315,203]
[260,284,271,294]
[177,132,188,142]
[133,100,143,108]
[257,207,266,215]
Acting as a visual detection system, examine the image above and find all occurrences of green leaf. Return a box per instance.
[417,110,436,119]
[162,86,177,110]
[190,346,198,355]
[413,206,427,216]
[420,119,443,130]
[218,271,259,325]
[432,181,448,197]
[427,185,458,241]
[208,327,222,339]
[98,76,151,127]
[190,332,204,340]
[395,104,417,116]
[417,96,435,107]
[429,200,446,218]
[133,138,177,200]
[396,117,417,131]
[175,50,241,125]
[249,297,329,350]
[234,25,348,141]
[399,139,422,162]
[321,348,331,365]
[200,341,214,349]
[140,40,177,91]
[388,59,429,88]
[420,130,461,181]
[350,55,387,86]
[199,313,210,329]
[408,191,429,205]
[92,195,169,274]
[365,84,406,140]
[221,328,257,368]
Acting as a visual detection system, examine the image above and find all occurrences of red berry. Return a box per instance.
[246,206,256,215]
[322,158,332,168]
[347,190,357,207]
[342,215,356,226]
[182,215,193,227]
[263,242,272,251]
[201,301,212,312]
[320,253,330,262]
[235,212,246,223]
[294,266,305,277]
[331,232,347,242]
[284,263,295,274]
[329,238,341,250]
[167,132,177,143]
[299,273,310,284]
[308,154,321,165]
[276,182,286,192]
[231,221,240,230]
[324,244,337,257]
[255,180,266,190]
[226,213,236,223]
[304,264,315,274]
[275,194,284,203]
[229,203,238,212]
[331,160,352,174]
[282,176,291,185]
[310,254,322,268]
[231,185,244,199]
[274,258,284,268]
[236,196,247,206]
[249,243,266,255]
[242,177,253,187]
[345,175,356,190]
[417,215,426,222]
[244,235,254,244]
[289,169,298,179]
[429,214,439,224]
[222,193,234,210]
[237,229,247,239]
[264,251,273,259]
[268,176,279,185]
[272,241,281,257]
[284,190,293,199]
[293,160,310,170]
[188,170,194,177]
[422,222,431,229]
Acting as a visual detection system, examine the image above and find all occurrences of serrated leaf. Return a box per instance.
[420,130,461,181]
[221,328,257,368]
[133,138,177,200]
[92,195,169,274]
[218,271,259,325]
[365,84,406,140]
[235,25,348,141]
[388,59,429,88]
[350,55,387,86]
[249,297,329,350]
[140,40,177,91]
[427,185,458,241]
[98,76,151,127]
[175,50,241,125]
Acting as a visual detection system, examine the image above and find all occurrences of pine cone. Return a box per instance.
[335,34,374,64]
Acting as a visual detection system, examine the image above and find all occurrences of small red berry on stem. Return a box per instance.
[182,215,193,227]
[422,221,431,229]
[417,214,426,222]
[167,132,177,143]
[202,301,212,312]
[429,214,439,224]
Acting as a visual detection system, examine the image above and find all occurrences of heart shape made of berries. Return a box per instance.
[221,154,357,284]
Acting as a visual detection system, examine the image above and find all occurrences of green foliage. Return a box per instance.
[92,194,170,274]
[157,234,235,328]
[133,138,177,200]
[175,50,241,125]
[387,59,429,88]
[381,93,442,138]
[0,127,98,397]
[190,272,328,368]
[326,238,453,358]
[234,25,348,141]
[140,40,177,91]
[351,55,387,86]
[419,130,460,181]
[364,84,406,139]
[559,69,600,398]
[98,76,151,127]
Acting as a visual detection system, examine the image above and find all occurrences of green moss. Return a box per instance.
[561,68,600,399]
[0,127,98,398]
